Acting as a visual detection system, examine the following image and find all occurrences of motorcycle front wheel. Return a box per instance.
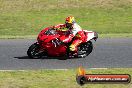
[27,43,42,59]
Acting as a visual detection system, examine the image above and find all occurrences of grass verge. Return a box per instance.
[0,68,132,88]
[0,0,132,36]
[0,33,132,39]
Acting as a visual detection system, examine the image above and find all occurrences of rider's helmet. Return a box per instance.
[65,16,75,28]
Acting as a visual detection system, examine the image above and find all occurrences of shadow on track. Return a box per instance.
[14,56,77,60]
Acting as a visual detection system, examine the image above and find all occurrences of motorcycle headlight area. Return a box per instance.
[51,38,62,47]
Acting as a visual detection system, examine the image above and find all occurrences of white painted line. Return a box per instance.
[0,68,108,71]
[0,70,26,71]
[48,69,68,70]
[89,68,108,69]
[0,69,69,71]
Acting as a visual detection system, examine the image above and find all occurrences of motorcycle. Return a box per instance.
[27,27,98,59]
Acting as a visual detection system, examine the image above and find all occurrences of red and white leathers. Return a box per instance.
[54,23,86,52]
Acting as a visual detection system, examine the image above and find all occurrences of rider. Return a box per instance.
[53,16,86,52]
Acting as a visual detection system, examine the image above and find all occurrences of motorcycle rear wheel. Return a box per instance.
[77,41,93,58]
[27,43,42,59]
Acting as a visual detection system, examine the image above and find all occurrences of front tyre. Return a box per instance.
[27,43,42,59]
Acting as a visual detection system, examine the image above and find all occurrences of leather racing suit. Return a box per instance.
[54,23,86,52]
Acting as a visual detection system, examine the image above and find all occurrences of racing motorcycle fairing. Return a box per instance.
[27,27,98,59]
[83,30,98,42]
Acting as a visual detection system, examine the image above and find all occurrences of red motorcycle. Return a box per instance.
[27,27,98,59]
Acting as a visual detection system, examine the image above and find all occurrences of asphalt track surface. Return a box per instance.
[0,38,132,70]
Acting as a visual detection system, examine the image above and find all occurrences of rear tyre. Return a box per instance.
[86,41,93,56]
[27,43,42,59]
[77,41,93,58]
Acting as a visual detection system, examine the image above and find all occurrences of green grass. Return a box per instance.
[0,69,132,88]
[1,33,132,39]
[0,0,132,38]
